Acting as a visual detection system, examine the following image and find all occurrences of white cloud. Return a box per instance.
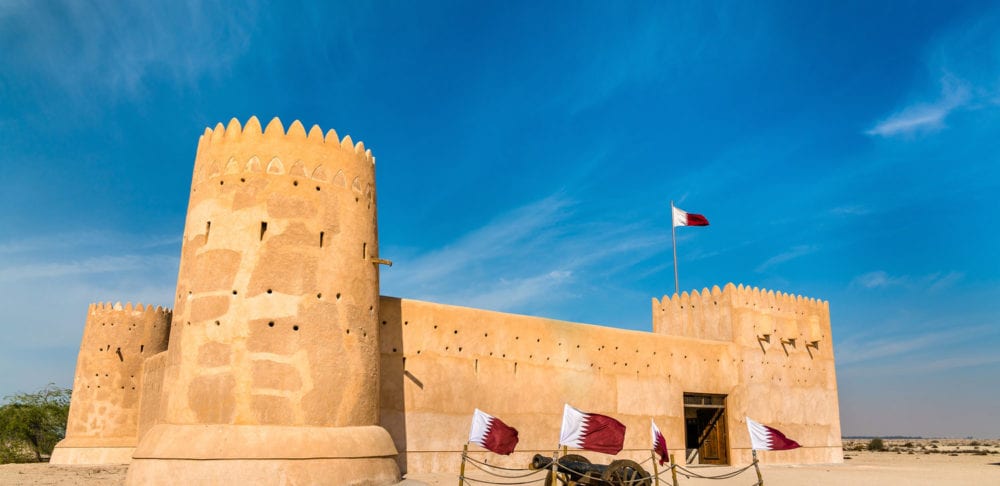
[850,270,963,291]
[380,194,673,315]
[866,76,970,137]
[755,245,816,272]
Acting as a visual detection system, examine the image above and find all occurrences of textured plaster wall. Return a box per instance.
[51,303,171,464]
[380,285,841,474]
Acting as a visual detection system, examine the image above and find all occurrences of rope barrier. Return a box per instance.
[458,475,545,485]
[462,454,546,474]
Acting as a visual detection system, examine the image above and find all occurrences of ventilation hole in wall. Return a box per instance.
[293,325,300,331]
[267,289,272,294]
[260,221,268,240]
[131,387,135,390]
[97,385,100,389]
[363,242,367,260]
[140,345,144,353]
[529,355,533,359]
[484,333,488,337]
[187,321,191,326]
[121,386,125,389]
[546,357,550,361]
[315,186,321,191]
[445,346,449,351]
[382,320,387,326]
[98,347,103,352]
[614,346,619,350]
[241,178,246,183]
[653,351,657,355]
[293,180,299,187]
[624,362,628,367]
[346,329,350,334]
[558,342,562,346]
[514,336,519,340]
[453,330,458,334]
[337,293,342,300]
[433,325,438,329]
[576,345,580,349]
[220,180,225,186]
[536,338,540,343]
[417,350,421,354]
[268,321,275,328]
[514,362,518,374]
[458,347,462,352]
[215,321,220,326]
[319,232,324,248]
[206,221,211,239]
[362,331,366,337]
[355,197,359,202]
[489,352,493,356]
[317,293,322,299]
[392,348,397,353]
[502,354,506,358]
[403,320,408,326]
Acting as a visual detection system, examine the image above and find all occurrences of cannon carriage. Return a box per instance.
[530,454,652,486]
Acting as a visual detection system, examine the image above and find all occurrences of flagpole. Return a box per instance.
[671,200,679,296]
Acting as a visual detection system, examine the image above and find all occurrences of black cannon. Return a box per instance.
[530,453,651,486]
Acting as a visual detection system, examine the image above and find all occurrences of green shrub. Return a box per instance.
[867,438,885,451]
[0,384,71,463]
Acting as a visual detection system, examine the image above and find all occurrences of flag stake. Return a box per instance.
[651,450,659,486]
[458,444,467,486]
[549,449,559,486]
[753,449,764,486]
[669,453,679,486]
[671,200,679,295]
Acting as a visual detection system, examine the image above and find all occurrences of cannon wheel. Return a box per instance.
[543,454,592,486]
[600,459,651,486]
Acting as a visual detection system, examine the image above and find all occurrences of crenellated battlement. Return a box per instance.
[652,283,830,345]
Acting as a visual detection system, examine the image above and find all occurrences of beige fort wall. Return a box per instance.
[51,302,171,465]
[126,118,398,486]
[379,283,841,475]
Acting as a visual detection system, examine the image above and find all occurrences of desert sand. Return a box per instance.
[1,440,997,485]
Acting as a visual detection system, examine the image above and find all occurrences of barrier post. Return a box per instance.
[753,449,764,486]
[669,453,679,486]
[458,444,468,486]
[550,449,560,486]
[651,450,659,486]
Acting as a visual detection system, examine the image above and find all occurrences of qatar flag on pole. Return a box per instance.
[746,418,801,451]
[651,420,669,465]
[469,409,519,455]
[559,404,626,455]
[672,205,709,227]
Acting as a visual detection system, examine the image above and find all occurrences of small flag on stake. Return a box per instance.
[469,409,519,455]
[747,417,801,451]
[651,420,669,465]
[559,404,626,455]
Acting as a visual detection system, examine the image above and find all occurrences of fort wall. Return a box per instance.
[380,284,841,474]
[51,302,171,465]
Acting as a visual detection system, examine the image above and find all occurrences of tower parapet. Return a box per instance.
[127,117,398,485]
[652,283,831,348]
[50,302,171,465]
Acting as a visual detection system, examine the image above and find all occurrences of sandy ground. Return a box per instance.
[1,440,997,485]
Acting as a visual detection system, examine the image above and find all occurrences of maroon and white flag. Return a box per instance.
[747,417,801,451]
[651,420,669,465]
[672,205,709,227]
[559,404,626,455]
[469,409,519,455]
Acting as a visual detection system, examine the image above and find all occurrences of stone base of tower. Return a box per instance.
[50,437,136,465]
[124,424,399,486]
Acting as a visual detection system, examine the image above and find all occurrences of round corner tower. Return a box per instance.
[50,302,171,465]
[127,117,399,485]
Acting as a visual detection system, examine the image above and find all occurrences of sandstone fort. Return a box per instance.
[49,117,843,485]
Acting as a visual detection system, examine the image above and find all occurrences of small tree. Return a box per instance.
[0,384,71,463]
[867,437,885,452]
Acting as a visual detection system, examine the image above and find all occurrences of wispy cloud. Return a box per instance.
[837,323,995,368]
[381,194,672,315]
[2,1,261,102]
[866,76,970,137]
[850,270,963,291]
[755,245,817,272]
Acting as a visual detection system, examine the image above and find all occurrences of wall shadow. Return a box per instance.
[378,296,408,475]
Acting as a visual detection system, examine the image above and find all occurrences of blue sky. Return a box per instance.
[1,1,998,438]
